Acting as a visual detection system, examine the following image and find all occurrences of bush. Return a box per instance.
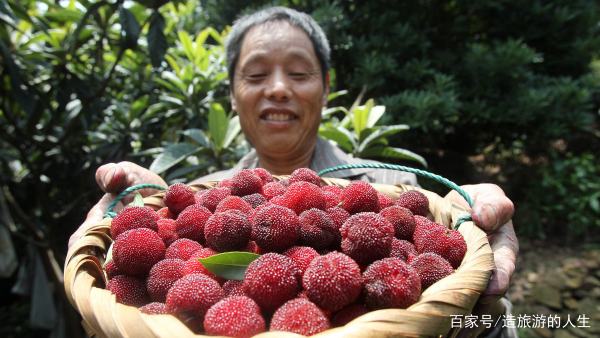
[519,151,600,241]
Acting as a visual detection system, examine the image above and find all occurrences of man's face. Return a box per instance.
[231,21,328,160]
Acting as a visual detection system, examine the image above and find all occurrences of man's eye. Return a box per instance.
[289,72,308,79]
[248,73,266,79]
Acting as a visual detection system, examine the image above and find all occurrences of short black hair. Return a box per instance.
[225,6,330,86]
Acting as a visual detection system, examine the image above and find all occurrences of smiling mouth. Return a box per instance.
[260,112,298,122]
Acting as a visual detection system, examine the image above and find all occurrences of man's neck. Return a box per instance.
[257,145,315,176]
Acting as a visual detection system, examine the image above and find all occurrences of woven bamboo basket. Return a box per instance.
[64,176,494,338]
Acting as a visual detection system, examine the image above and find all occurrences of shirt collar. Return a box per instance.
[232,137,378,178]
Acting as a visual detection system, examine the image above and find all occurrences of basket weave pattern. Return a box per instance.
[64,177,494,338]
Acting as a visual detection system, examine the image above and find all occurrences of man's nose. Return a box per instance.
[265,69,291,101]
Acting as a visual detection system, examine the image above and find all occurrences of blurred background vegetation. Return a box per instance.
[1,0,599,336]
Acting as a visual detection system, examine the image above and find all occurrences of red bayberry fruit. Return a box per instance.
[302,252,362,312]
[363,257,421,309]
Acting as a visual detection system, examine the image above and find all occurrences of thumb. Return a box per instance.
[95,161,167,194]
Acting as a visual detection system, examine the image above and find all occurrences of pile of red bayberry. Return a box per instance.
[105,168,467,337]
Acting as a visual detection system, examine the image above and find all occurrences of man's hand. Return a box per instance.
[67,162,167,250]
[445,184,518,298]
[445,184,519,337]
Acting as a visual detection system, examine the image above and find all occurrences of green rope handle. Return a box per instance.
[105,184,167,218]
[317,163,473,229]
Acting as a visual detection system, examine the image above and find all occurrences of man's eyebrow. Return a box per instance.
[238,48,318,71]
[239,52,269,70]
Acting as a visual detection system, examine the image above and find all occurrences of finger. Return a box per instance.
[95,161,167,198]
[96,163,127,193]
[468,185,514,232]
[483,221,518,299]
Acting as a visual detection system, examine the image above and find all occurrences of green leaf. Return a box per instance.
[119,7,140,49]
[208,103,228,151]
[366,105,386,128]
[327,89,348,102]
[131,193,145,207]
[352,99,374,138]
[178,30,195,62]
[319,125,355,153]
[181,128,209,147]
[45,8,82,23]
[358,125,410,153]
[223,115,241,149]
[147,11,167,67]
[321,106,348,119]
[149,142,198,174]
[199,252,260,281]
[360,146,428,167]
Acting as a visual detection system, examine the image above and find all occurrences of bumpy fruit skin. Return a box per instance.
[414,225,467,269]
[197,187,231,212]
[283,246,320,277]
[156,207,174,219]
[230,169,263,196]
[165,273,224,321]
[396,190,429,216]
[331,303,368,326]
[270,298,330,335]
[410,252,454,289]
[281,182,326,214]
[157,218,178,246]
[242,193,267,208]
[262,181,287,200]
[377,193,395,210]
[253,168,274,184]
[146,258,185,302]
[251,204,298,252]
[322,185,343,197]
[288,168,322,186]
[203,296,266,338]
[302,252,362,312]
[110,206,158,239]
[107,275,150,307]
[175,204,212,243]
[380,205,416,240]
[204,210,251,252]
[113,228,165,276]
[104,260,122,279]
[326,206,350,230]
[139,302,168,314]
[341,181,380,214]
[165,238,203,261]
[340,212,395,265]
[222,280,246,297]
[244,241,262,255]
[182,247,223,283]
[214,195,253,214]
[363,257,421,309]
[412,216,442,247]
[298,208,339,249]
[389,238,417,261]
[164,183,196,215]
[323,191,341,209]
[242,253,300,312]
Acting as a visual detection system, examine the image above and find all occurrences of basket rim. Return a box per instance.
[64,177,494,338]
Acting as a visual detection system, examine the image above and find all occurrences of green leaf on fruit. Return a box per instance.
[198,251,260,281]
[131,193,145,207]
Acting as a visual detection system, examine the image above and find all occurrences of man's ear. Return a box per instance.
[322,72,331,106]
